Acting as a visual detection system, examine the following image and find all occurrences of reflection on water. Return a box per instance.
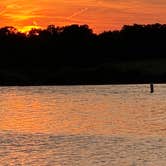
[0,85,165,165]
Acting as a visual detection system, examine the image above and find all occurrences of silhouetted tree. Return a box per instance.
[0,23,166,84]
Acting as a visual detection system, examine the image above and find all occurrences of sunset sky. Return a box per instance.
[0,0,166,33]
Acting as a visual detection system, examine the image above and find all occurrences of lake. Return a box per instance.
[0,85,165,165]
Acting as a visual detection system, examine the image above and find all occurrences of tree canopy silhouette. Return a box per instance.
[0,23,166,85]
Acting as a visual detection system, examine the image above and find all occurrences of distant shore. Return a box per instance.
[0,58,166,86]
[0,23,166,86]
[0,57,166,86]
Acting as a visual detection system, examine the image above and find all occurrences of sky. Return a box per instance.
[0,0,166,33]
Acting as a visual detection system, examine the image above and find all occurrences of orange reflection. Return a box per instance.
[0,86,165,137]
[0,93,47,133]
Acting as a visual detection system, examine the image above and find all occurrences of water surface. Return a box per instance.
[0,85,165,165]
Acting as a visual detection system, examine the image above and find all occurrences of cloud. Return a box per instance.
[68,8,89,19]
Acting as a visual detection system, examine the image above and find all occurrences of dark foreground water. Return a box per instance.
[0,85,165,165]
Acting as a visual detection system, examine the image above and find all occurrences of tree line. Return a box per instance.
[0,23,166,84]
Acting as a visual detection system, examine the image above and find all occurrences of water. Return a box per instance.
[0,85,165,165]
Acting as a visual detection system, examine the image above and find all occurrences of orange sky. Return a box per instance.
[0,0,166,33]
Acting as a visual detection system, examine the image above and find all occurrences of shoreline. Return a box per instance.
[0,81,165,86]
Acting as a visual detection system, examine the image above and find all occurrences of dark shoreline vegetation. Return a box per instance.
[0,23,166,85]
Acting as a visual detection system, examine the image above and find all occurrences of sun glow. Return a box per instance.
[18,25,41,33]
